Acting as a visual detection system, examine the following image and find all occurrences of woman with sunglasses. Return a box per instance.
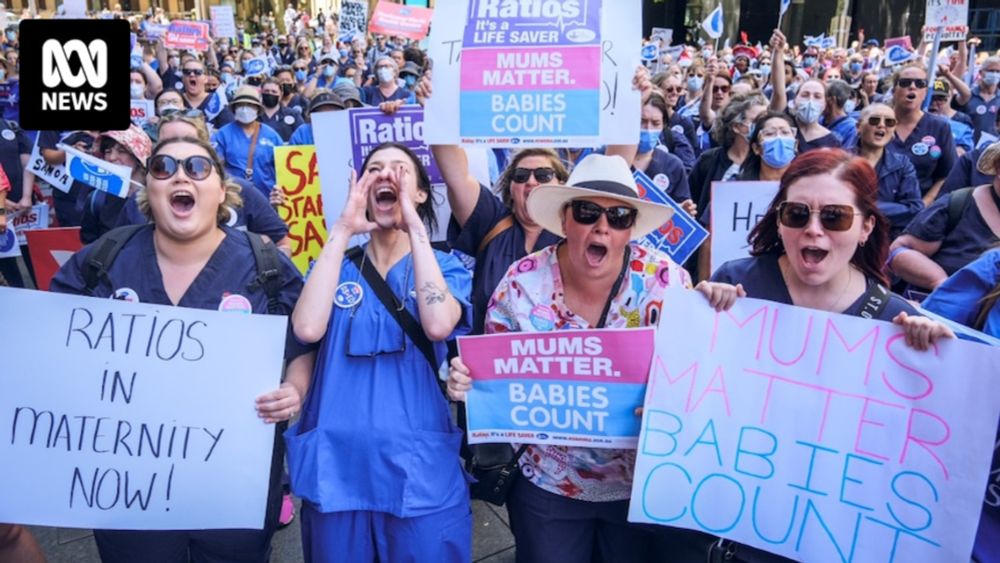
[51,137,315,563]
[80,125,152,243]
[698,59,732,132]
[887,64,957,205]
[654,72,699,153]
[288,142,473,561]
[446,154,743,563]
[853,103,923,239]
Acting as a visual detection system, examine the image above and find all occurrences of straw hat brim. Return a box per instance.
[977,143,1000,176]
[526,183,674,239]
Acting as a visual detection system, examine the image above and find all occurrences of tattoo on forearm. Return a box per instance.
[414,228,429,244]
[419,282,448,305]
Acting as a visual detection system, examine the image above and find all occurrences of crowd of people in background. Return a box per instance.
[1,3,1000,562]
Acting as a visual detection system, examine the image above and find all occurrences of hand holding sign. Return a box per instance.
[447,356,472,402]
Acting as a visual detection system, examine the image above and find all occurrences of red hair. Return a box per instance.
[748,148,890,286]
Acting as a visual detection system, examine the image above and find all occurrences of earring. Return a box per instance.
[859,240,866,248]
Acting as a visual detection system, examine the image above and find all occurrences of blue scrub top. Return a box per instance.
[887,112,957,196]
[947,112,976,152]
[873,149,924,235]
[636,145,691,203]
[260,106,305,142]
[289,123,314,146]
[796,129,842,153]
[711,254,918,320]
[961,86,1000,143]
[903,189,1000,276]
[284,247,473,518]
[827,115,858,150]
[211,122,284,197]
[661,126,696,172]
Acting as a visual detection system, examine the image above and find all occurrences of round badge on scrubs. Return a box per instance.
[921,135,935,146]
[284,115,295,125]
[334,282,363,308]
[929,145,942,159]
[671,125,684,135]
[911,142,929,156]
[652,173,671,191]
[978,105,987,115]
[174,81,183,90]
[111,287,140,303]
[219,293,253,314]
[0,228,16,253]
[1,129,14,141]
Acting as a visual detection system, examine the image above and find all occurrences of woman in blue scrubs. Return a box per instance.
[288,142,473,562]
[51,137,315,563]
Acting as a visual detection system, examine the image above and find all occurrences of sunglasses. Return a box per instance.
[662,86,683,94]
[713,84,730,93]
[895,78,927,89]
[569,200,638,230]
[778,202,861,232]
[511,167,556,184]
[148,154,217,181]
[866,116,897,127]
[182,68,204,76]
[293,66,307,71]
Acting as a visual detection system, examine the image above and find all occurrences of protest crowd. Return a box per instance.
[2,0,1000,562]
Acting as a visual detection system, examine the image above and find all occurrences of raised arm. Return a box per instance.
[769,29,788,112]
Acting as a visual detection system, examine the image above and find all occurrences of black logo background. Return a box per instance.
[19,20,130,131]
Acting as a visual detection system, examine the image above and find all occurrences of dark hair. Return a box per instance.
[740,111,796,179]
[359,142,437,233]
[643,91,669,124]
[825,79,852,109]
[748,148,890,286]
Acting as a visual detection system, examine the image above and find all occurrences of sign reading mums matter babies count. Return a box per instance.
[459,329,655,448]
[0,288,286,530]
[629,291,1000,562]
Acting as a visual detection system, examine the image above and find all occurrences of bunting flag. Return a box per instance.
[701,5,723,39]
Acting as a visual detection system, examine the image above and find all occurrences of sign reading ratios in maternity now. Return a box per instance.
[459,0,603,145]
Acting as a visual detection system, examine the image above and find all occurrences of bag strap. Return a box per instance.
[347,246,447,396]
[82,224,149,294]
[477,215,515,255]
[856,282,890,320]
[244,122,261,180]
[245,231,283,314]
[946,186,975,234]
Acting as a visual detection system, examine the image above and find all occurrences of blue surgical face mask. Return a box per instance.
[803,56,816,67]
[404,74,417,88]
[339,48,349,58]
[5,31,15,42]
[638,128,660,153]
[844,99,857,114]
[295,69,307,82]
[687,75,703,91]
[761,137,796,169]
[323,65,336,78]
[849,62,862,74]
[984,71,1000,87]
[795,99,822,124]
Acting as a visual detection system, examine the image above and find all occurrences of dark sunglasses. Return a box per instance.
[293,66,307,71]
[662,86,683,94]
[511,167,556,184]
[182,68,204,76]
[148,154,217,181]
[569,200,638,230]
[778,202,861,232]
[866,116,897,127]
[896,78,927,89]
[713,84,730,93]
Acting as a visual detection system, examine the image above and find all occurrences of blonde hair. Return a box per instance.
[157,112,210,143]
[136,136,242,225]
[494,148,570,210]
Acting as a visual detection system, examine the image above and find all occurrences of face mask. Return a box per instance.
[795,100,822,124]
[130,83,144,98]
[221,72,234,84]
[261,93,280,108]
[323,65,336,78]
[281,83,296,95]
[295,69,307,82]
[5,31,14,42]
[169,56,180,68]
[377,67,394,84]
[803,57,816,67]
[158,103,181,115]
[638,128,660,153]
[849,62,862,74]
[403,75,417,88]
[687,76,703,91]
[844,99,857,114]
[252,46,263,56]
[702,49,712,59]
[761,137,796,169]
[339,48,349,58]
[984,71,1000,87]
[235,106,258,124]
[205,87,217,94]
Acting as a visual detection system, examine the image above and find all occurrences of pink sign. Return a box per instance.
[368,2,434,41]
[163,21,212,52]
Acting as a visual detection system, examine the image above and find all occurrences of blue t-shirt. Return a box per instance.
[711,254,917,320]
[887,112,957,196]
[446,185,561,334]
[903,188,1000,276]
[211,122,283,197]
[941,145,994,196]
[289,123,313,146]
[284,247,472,517]
[826,114,858,150]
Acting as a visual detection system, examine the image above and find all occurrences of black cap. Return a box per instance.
[309,92,345,112]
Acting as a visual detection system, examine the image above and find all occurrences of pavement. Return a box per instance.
[27,498,517,562]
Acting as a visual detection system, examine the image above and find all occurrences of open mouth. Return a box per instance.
[873,130,886,140]
[585,243,608,267]
[170,190,195,215]
[905,92,917,102]
[801,247,828,266]
[374,185,398,212]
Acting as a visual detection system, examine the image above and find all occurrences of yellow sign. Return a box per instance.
[275,145,327,275]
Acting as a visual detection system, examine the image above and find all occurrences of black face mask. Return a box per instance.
[261,93,280,108]
[281,83,296,96]
[205,87,217,94]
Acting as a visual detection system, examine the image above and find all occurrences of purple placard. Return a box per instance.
[348,106,442,184]
[462,0,602,47]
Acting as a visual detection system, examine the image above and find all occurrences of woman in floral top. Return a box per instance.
[447,154,744,563]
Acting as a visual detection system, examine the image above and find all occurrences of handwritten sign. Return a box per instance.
[460,329,655,448]
[425,0,640,147]
[275,145,327,276]
[10,203,50,245]
[130,99,154,125]
[709,181,779,274]
[924,0,968,42]
[163,20,212,51]
[634,170,707,266]
[340,0,369,36]
[28,138,73,194]
[628,291,1000,562]
[209,5,237,39]
[369,1,434,40]
[0,287,287,530]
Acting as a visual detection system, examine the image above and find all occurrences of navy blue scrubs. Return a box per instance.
[941,145,995,196]
[37,130,93,227]
[50,225,311,563]
[635,145,691,203]
[887,112,957,196]
[902,189,1000,277]
[960,86,1000,143]
[447,185,560,334]
[826,115,858,150]
[259,106,304,143]
[796,129,842,153]
[873,149,924,237]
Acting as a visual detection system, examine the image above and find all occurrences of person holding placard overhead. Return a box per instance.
[446,154,745,563]
[49,136,315,563]
[287,142,474,561]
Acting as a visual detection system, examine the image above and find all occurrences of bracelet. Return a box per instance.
[885,245,911,271]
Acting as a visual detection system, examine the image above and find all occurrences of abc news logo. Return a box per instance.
[20,20,129,131]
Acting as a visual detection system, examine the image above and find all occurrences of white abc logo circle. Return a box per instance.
[42,39,108,89]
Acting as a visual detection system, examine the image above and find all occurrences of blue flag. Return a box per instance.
[701,5,723,39]
[779,0,791,15]
[204,87,228,121]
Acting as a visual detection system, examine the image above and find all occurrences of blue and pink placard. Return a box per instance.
[634,170,708,266]
[459,0,603,145]
[458,328,655,448]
